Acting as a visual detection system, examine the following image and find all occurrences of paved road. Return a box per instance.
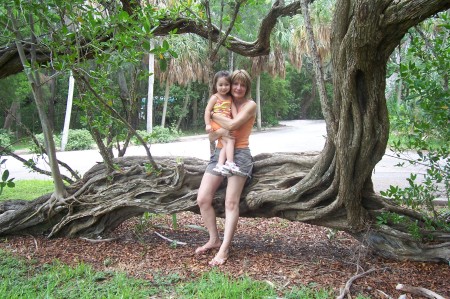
[3,120,427,194]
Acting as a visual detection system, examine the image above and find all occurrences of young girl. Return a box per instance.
[204,70,243,176]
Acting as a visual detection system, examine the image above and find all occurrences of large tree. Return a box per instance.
[0,0,449,263]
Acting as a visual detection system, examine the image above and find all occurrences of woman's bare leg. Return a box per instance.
[196,173,224,253]
[210,175,246,265]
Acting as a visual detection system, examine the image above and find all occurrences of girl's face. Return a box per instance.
[216,77,231,95]
[231,79,247,100]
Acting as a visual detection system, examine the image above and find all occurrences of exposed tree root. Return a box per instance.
[1,154,449,262]
[337,268,379,299]
[396,284,446,299]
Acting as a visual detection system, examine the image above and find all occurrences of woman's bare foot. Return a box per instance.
[209,255,228,266]
[195,240,221,255]
[208,248,229,266]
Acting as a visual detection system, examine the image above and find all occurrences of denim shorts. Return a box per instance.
[205,147,253,178]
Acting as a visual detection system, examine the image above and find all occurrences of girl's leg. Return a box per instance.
[209,175,247,265]
[223,136,235,164]
[196,173,224,254]
[217,138,227,166]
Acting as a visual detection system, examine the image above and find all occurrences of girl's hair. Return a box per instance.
[211,70,231,95]
[231,69,252,99]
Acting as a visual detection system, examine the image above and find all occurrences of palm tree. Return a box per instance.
[251,44,286,131]
[155,34,208,128]
[288,10,332,119]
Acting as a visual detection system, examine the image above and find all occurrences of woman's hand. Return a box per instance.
[208,127,232,142]
[212,101,256,131]
[205,124,212,133]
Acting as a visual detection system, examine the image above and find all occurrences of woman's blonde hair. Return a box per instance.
[231,69,252,99]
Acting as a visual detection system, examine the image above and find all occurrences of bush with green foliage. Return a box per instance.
[31,129,94,153]
[134,126,180,144]
[260,73,293,126]
[0,129,12,149]
[383,12,449,232]
[62,129,94,151]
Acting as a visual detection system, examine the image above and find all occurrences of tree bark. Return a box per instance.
[299,75,316,119]
[2,101,19,131]
[1,152,448,262]
[175,83,191,131]
[1,0,450,263]
[8,8,67,201]
[256,75,262,131]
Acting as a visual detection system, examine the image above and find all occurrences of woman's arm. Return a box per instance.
[208,127,229,142]
[212,101,256,131]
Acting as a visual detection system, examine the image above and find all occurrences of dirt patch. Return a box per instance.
[1,212,448,298]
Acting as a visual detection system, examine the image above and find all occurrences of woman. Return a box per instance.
[195,69,256,266]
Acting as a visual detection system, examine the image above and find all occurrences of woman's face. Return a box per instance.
[231,79,247,100]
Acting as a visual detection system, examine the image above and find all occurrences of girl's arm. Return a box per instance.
[204,95,217,132]
[212,101,256,131]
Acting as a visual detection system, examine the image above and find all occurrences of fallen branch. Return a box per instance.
[337,268,378,299]
[154,231,187,245]
[376,289,393,299]
[396,284,446,299]
[30,234,39,252]
[79,237,118,243]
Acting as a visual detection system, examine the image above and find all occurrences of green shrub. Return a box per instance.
[63,129,94,151]
[0,130,11,149]
[30,133,53,154]
[134,126,180,144]
[31,129,94,153]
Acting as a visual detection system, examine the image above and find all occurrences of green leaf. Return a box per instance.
[162,40,170,51]
[169,50,178,58]
[159,58,167,72]
[2,169,9,181]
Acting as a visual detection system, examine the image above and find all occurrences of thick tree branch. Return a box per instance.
[382,0,450,34]
[0,148,75,184]
[0,1,305,79]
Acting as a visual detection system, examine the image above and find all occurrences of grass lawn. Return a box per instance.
[0,248,339,298]
[0,180,341,299]
[0,179,54,201]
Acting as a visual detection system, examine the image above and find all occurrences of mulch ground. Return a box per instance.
[1,212,448,298]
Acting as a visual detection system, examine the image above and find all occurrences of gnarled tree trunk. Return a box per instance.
[1,0,449,263]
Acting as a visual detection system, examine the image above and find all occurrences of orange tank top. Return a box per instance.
[217,101,255,149]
